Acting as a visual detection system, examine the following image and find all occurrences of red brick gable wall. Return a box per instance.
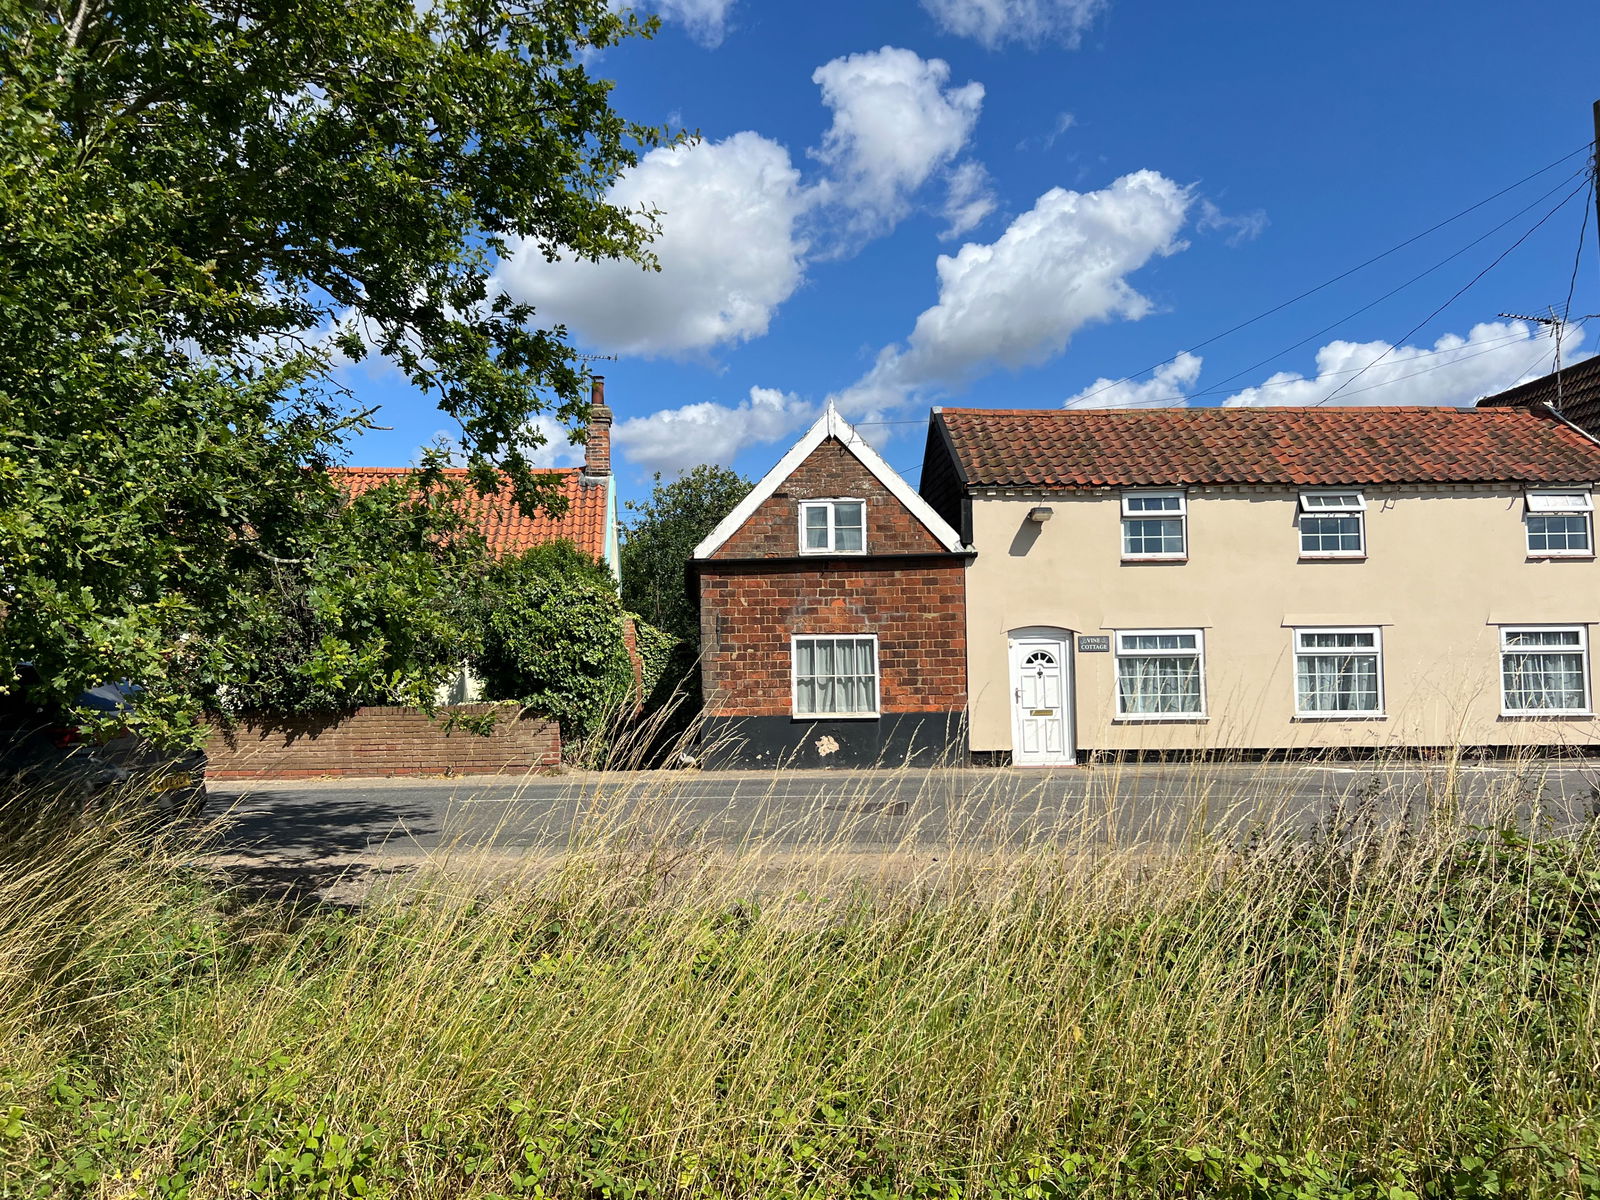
[712,436,946,559]
[699,559,966,718]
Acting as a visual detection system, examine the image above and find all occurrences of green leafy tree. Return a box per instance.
[0,0,668,743]
[620,466,751,647]
[225,480,493,715]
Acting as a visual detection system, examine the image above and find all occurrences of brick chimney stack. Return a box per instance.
[584,375,612,478]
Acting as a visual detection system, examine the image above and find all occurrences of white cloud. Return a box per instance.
[648,0,737,46]
[494,132,809,357]
[1017,110,1077,152]
[521,415,588,468]
[1197,199,1269,247]
[835,170,1192,414]
[811,47,984,236]
[1221,322,1576,409]
[921,0,1106,48]
[418,416,587,469]
[940,161,998,239]
[1063,352,1202,408]
[613,386,815,474]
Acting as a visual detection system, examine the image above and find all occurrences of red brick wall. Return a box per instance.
[699,558,967,718]
[713,437,947,559]
[204,704,560,780]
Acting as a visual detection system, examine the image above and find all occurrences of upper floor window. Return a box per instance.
[800,499,865,554]
[1298,491,1366,558]
[1500,626,1590,715]
[1525,490,1593,557]
[1121,491,1186,560]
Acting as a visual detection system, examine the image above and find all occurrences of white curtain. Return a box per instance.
[1117,655,1199,714]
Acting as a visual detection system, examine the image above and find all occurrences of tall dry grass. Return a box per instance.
[1,755,1598,1198]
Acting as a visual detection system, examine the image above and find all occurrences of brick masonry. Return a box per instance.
[204,704,560,780]
[712,436,947,560]
[698,436,967,724]
[699,558,967,718]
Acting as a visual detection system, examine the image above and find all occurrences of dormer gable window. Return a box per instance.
[800,499,865,554]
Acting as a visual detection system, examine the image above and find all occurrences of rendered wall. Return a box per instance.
[964,485,1600,755]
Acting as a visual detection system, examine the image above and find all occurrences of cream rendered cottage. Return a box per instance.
[918,404,1600,764]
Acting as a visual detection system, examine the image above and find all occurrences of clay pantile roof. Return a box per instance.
[933,405,1600,489]
[1476,355,1600,434]
[326,467,609,559]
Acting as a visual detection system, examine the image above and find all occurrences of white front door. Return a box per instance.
[1009,632,1074,767]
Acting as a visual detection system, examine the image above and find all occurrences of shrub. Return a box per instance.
[474,544,633,739]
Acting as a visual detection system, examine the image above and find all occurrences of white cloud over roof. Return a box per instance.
[613,386,815,475]
[835,170,1192,415]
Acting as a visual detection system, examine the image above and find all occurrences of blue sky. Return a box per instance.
[344,0,1600,499]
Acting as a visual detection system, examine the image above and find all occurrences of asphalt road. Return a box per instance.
[207,759,1600,872]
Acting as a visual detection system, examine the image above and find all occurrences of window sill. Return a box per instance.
[798,549,868,556]
[1292,713,1386,721]
[1121,556,1188,565]
[1298,554,1367,562]
[1113,715,1208,724]
[1498,711,1594,720]
[1525,553,1595,561]
[791,713,881,722]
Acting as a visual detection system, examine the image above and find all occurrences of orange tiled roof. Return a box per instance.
[933,405,1600,489]
[327,467,610,560]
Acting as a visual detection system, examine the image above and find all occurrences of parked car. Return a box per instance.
[0,670,207,817]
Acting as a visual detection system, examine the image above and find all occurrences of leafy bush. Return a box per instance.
[474,544,634,738]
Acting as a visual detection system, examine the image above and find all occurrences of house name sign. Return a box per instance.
[1076,635,1110,653]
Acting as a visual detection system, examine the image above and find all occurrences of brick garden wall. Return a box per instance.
[204,704,560,781]
[698,558,967,718]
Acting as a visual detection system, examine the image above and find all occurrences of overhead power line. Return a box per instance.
[1067,141,1595,408]
[1313,175,1593,406]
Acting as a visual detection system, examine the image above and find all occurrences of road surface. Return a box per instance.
[206,759,1600,878]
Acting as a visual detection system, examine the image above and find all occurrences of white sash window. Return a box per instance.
[792,635,880,717]
[1115,630,1205,717]
[1500,626,1590,715]
[799,499,866,554]
[1294,627,1383,715]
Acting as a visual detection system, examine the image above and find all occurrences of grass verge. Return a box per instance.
[1,766,1598,1198]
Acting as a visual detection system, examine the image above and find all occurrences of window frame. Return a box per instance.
[1524,490,1594,559]
[1291,625,1385,718]
[1498,624,1592,717]
[797,498,867,555]
[1120,490,1188,561]
[790,633,881,719]
[1113,628,1207,720]
[1297,491,1367,559]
